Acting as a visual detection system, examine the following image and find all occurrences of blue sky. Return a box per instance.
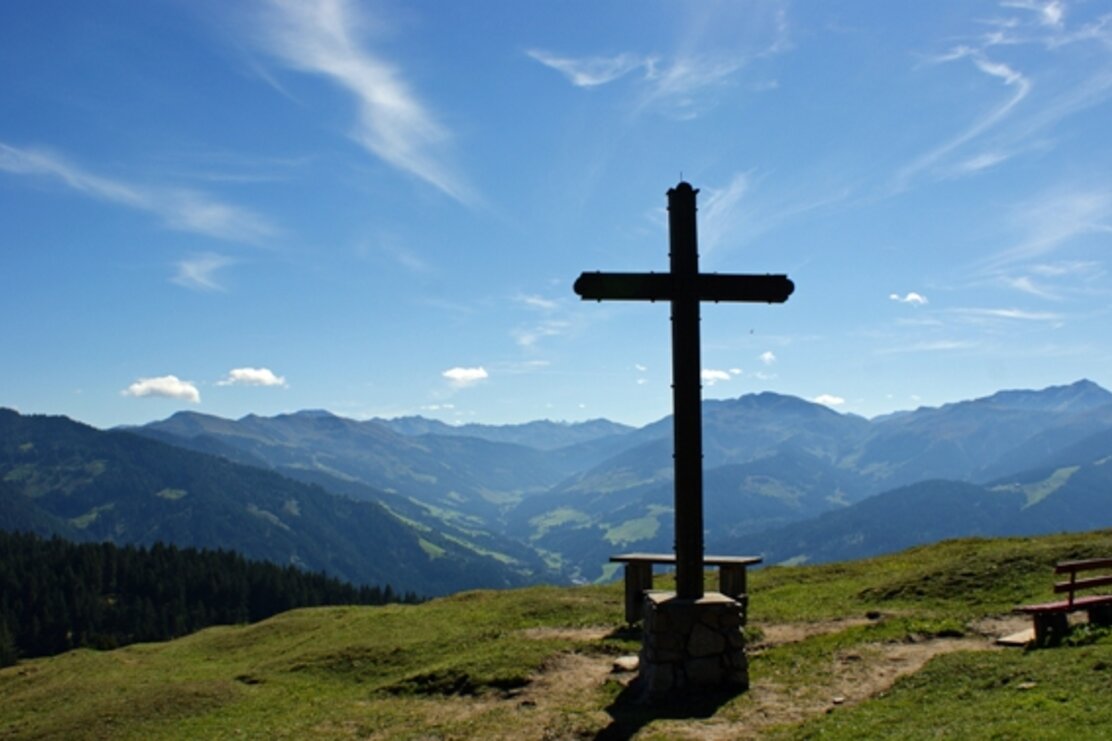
[2,1,1112,429]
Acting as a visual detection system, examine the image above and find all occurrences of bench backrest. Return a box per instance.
[1053,558,1112,606]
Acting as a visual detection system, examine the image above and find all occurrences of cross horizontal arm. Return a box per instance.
[699,273,795,303]
[574,272,794,303]
[574,272,671,301]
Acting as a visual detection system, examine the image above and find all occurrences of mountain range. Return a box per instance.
[4,379,1112,590]
[0,409,552,595]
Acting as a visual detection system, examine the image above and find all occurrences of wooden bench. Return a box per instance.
[1015,558,1112,645]
[610,553,762,624]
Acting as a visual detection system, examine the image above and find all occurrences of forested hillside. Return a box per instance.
[0,531,416,666]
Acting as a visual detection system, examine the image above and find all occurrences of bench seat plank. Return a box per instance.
[1015,593,1112,614]
[610,553,763,566]
[1054,574,1112,594]
[610,552,762,624]
[1055,557,1112,573]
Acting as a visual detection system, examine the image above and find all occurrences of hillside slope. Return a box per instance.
[720,423,1112,566]
[2,530,1111,739]
[0,409,551,595]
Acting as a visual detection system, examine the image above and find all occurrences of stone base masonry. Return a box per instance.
[638,591,748,699]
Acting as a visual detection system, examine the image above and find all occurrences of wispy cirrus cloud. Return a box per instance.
[700,173,752,252]
[895,52,1031,189]
[876,339,979,355]
[529,50,755,119]
[992,189,1112,267]
[951,306,1064,322]
[172,253,234,291]
[525,50,651,87]
[528,6,789,120]
[695,171,848,256]
[996,260,1105,300]
[999,1,1065,30]
[513,320,571,349]
[252,0,473,204]
[897,3,1112,189]
[515,293,560,311]
[0,143,277,243]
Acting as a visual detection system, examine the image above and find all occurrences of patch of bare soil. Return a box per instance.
[750,617,871,648]
[969,614,1034,640]
[518,627,613,642]
[385,617,1028,739]
[536,617,1017,740]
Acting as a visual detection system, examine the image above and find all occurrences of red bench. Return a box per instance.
[1015,558,1112,645]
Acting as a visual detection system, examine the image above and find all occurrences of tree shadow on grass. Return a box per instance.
[595,677,745,740]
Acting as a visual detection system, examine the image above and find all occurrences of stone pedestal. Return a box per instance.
[638,591,748,699]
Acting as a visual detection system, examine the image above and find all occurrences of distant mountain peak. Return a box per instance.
[979,379,1112,413]
[289,409,339,419]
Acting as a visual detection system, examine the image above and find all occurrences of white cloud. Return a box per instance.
[988,189,1112,267]
[729,368,742,375]
[527,7,790,121]
[254,0,473,204]
[442,366,488,387]
[1001,1,1064,28]
[526,49,650,87]
[172,253,233,291]
[896,52,1030,188]
[954,151,1010,174]
[513,320,570,348]
[0,142,276,243]
[759,351,776,365]
[812,394,845,407]
[637,56,747,118]
[122,375,201,403]
[700,172,751,251]
[953,307,1063,321]
[877,340,979,354]
[1030,260,1102,277]
[889,292,929,305]
[218,367,288,387]
[1000,261,1105,300]
[701,369,732,386]
[526,48,747,115]
[516,294,559,311]
[634,364,648,372]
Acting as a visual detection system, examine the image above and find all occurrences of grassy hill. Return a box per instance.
[3,529,1112,739]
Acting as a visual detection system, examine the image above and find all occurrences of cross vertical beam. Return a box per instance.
[668,183,705,599]
[574,181,793,604]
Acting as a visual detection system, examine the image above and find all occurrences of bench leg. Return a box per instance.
[1087,604,1112,627]
[1032,613,1069,646]
[624,562,653,624]
[718,565,749,625]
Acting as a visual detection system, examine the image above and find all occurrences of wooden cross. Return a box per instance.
[574,182,794,600]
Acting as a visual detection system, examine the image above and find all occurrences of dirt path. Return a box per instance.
[509,616,1030,740]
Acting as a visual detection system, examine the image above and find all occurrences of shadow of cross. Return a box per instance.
[574,181,794,600]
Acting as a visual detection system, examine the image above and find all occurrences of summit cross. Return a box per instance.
[574,182,794,600]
